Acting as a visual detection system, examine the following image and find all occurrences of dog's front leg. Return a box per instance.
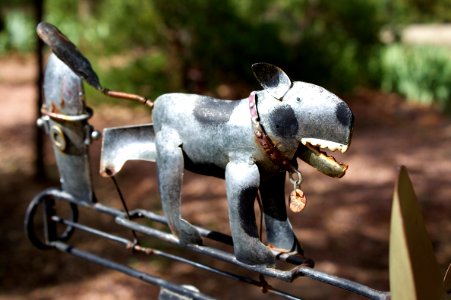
[156,127,202,245]
[225,159,274,266]
[260,172,303,255]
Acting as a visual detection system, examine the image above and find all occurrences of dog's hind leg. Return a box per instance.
[225,159,274,266]
[155,127,202,245]
[260,172,303,255]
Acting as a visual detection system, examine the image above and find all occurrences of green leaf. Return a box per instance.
[389,166,447,300]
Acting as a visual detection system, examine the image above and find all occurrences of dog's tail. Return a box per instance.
[37,22,153,108]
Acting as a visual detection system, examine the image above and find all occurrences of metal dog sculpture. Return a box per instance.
[37,22,354,266]
[151,63,353,265]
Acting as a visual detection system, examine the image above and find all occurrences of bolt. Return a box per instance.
[36,116,49,128]
[91,130,101,140]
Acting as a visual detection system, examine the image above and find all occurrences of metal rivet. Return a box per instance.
[36,118,45,128]
[91,130,101,140]
[50,125,67,151]
[255,130,262,138]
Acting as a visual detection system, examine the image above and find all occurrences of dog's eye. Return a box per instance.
[296,97,302,102]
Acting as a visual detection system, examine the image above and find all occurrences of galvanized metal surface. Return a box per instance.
[150,63,353,266]
[39,53,95,203]
[100,124,156,177]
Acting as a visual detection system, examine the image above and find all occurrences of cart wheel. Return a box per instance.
[25,188,79,250]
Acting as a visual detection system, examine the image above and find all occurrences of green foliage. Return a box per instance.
[99,50,170,101]
[144,0,384,93]
[0,0,385,96]
[391,0,451,23]
[290,0,384,91]
[90,1,161,54]
[0,8,35,53]
[379,44,451,112]
[44,0,103,50]
[150,0,287,91]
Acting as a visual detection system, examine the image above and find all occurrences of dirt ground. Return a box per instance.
[0,55,450,300]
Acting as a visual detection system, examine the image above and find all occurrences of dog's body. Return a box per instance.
[153,94,282,177]
[37,23,353,266]
[152,63,354,265]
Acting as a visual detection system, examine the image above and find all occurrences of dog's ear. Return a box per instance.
[252,63,292,100]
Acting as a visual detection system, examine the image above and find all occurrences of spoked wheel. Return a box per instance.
[24,188,79,250]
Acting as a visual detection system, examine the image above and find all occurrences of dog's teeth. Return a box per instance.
[327,145,337,152]
[300,138,348,153]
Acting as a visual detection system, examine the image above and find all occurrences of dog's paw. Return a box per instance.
[267,233,304,256]
[234,239,275,266]
[177,219,203,246]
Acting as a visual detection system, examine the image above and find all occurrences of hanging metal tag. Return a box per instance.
[288,169,307,213]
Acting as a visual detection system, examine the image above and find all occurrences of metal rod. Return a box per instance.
[116,215,388,298]
[130,209,234,246]
[50,241,214,300]
[51,215,302,300]
[153,251,302,300]
[102,89,153,107]
[295,267,390,300]
[129,209,309,266]
[110,175,139,243]
[28,189,390,299]
[93,202,126,217]
[116,216,301,282]
[51,215,131,246]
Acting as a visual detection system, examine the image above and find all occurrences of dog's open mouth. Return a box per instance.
[296,138,349,178]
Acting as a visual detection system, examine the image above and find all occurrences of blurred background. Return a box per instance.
[1,0,451,299]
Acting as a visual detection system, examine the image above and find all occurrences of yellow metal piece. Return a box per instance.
[389,166,447,300]
[444,264,451,296]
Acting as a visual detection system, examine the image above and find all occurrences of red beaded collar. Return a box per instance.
[248,91,296,173]
[248,91,306,212]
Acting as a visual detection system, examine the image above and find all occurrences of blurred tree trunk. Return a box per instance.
[34,0,45,180]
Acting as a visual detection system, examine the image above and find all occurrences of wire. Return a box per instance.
[110,175,140,244]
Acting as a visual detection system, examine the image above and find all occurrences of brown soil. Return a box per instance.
[1,55,450,300]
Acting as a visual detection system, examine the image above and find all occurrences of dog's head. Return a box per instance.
[252,63,354,178]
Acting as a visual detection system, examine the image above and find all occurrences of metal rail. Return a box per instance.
[25,188,390,300]
[51,241,214,300]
